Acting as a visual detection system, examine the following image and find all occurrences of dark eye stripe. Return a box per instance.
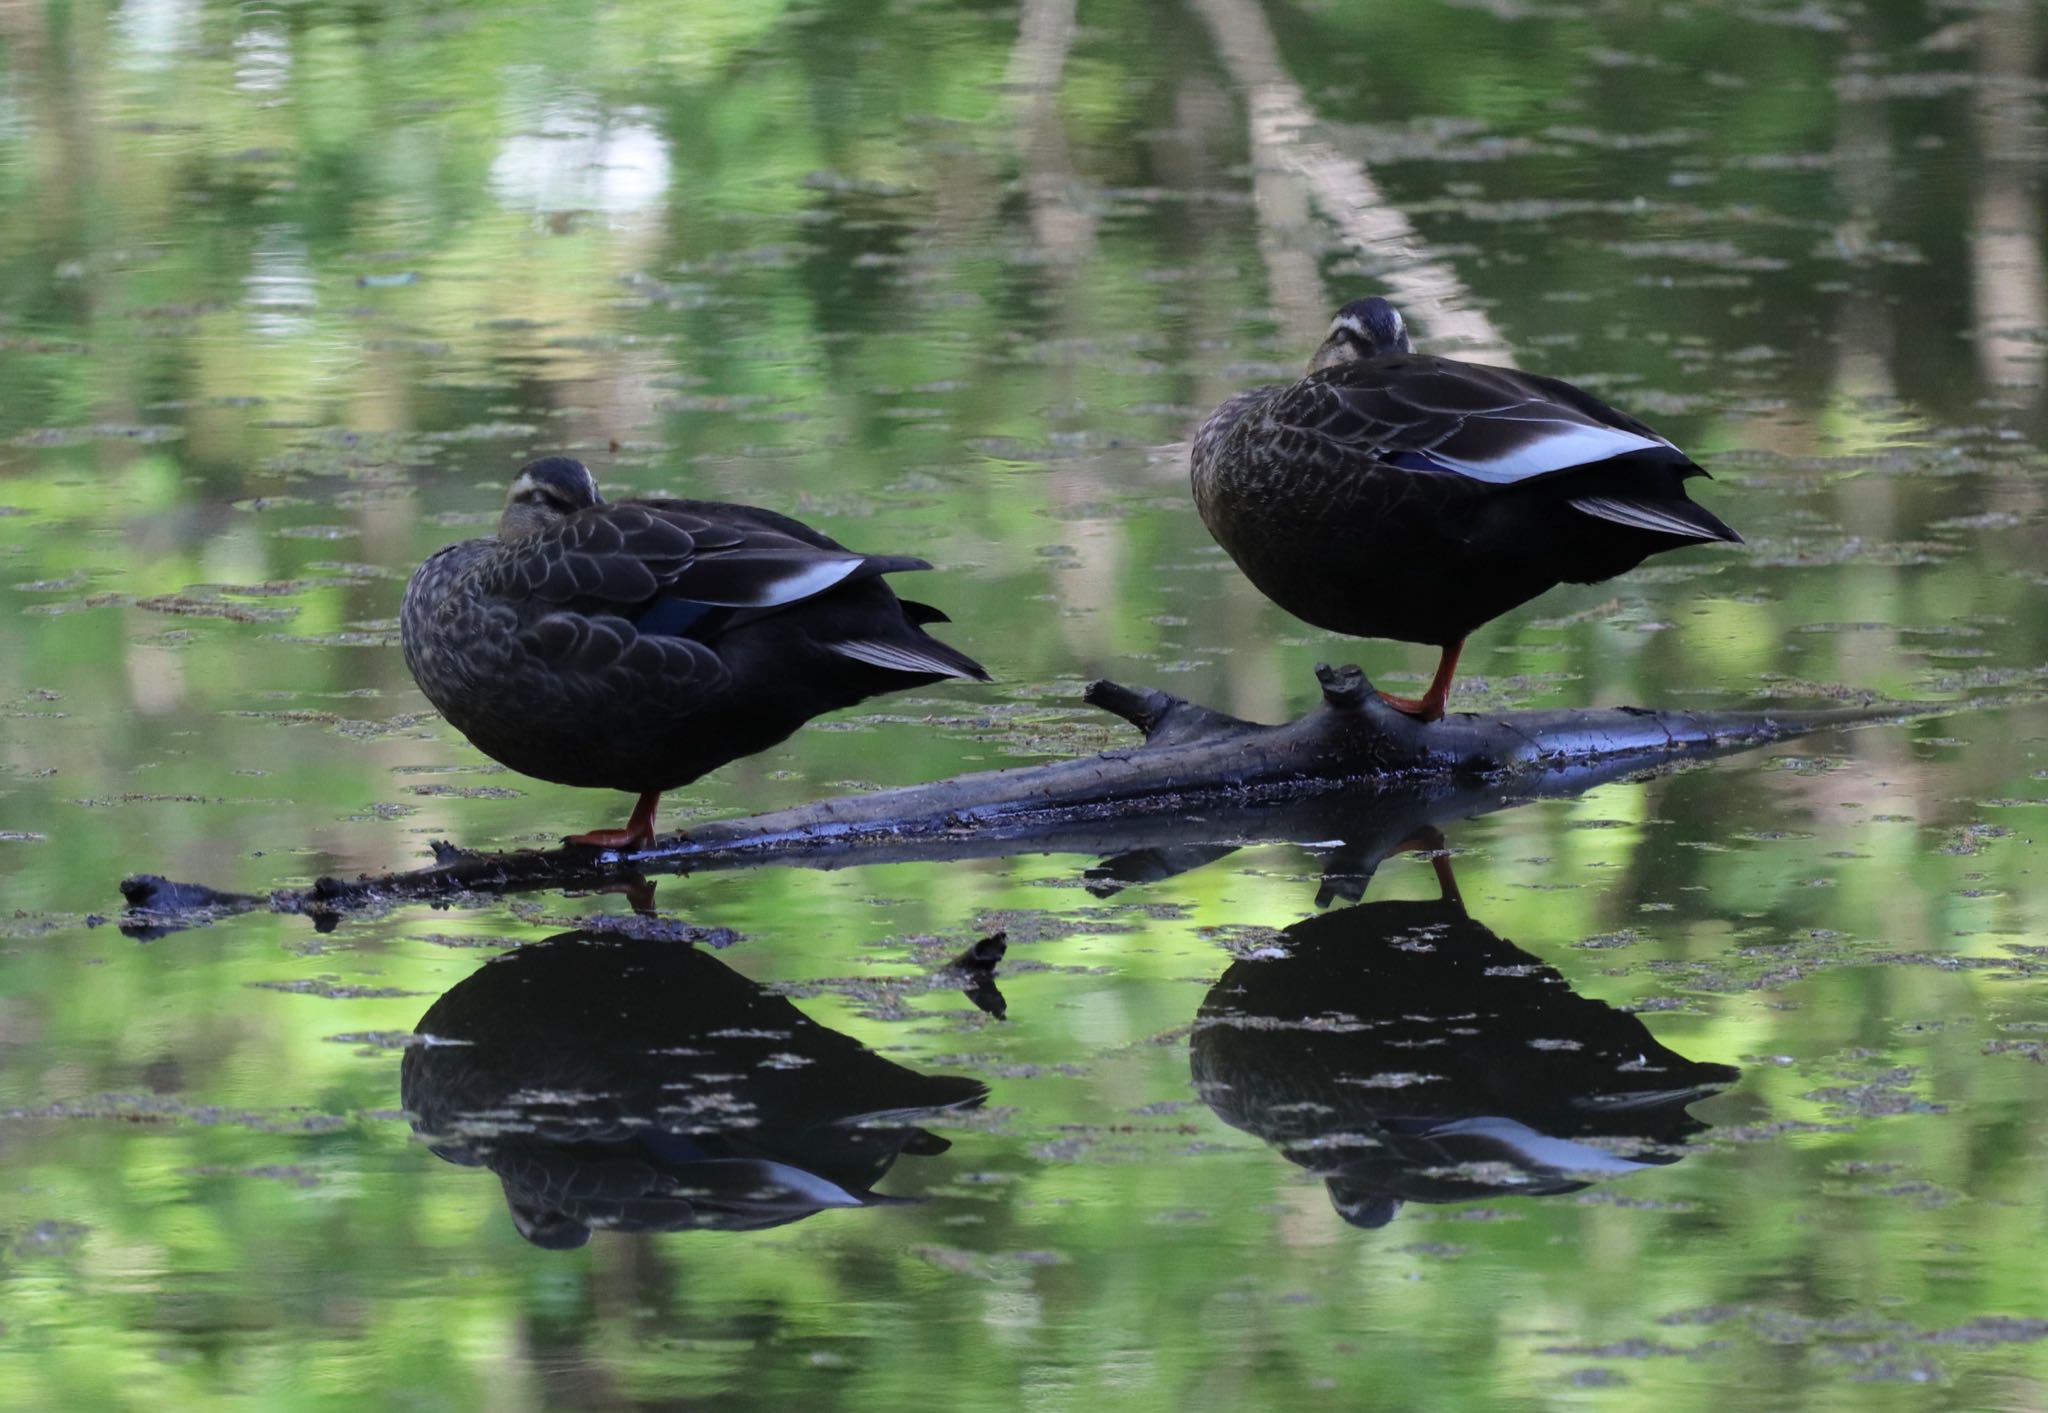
[510,487,577,510]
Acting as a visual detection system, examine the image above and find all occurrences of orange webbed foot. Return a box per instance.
[564,824,657,852]
[563,791,663,854]
[1376,639,1464,724]
[1374,690,1445,723]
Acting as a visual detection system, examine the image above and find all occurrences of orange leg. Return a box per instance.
[565,791,662,852]
[1376,639,1464,723]
[1393,823,1461,906]
[595,878,660,915]
[1429,852,1460,905]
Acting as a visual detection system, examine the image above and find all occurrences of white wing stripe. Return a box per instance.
[746,556,864,605]
[728,1159,867,1208]
[1437,421,1669,483]
[1428,1116,1655,1175]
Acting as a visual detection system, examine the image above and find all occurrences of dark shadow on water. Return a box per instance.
[1192,855,1737,1229]
[402,932,988,1248]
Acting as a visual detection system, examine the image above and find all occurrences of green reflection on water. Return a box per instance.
[1,0,2046,1407]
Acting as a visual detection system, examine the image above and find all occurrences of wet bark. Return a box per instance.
[115,666,1937,935]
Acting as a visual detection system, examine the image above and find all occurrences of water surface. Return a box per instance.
[1,0,2045,1408]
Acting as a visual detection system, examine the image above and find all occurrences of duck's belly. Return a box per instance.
[404,585,921,796]
[444,697,806,795]
[402,572,812,795]
[1198,465,1563,648]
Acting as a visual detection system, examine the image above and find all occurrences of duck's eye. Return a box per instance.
[511,485,577,513]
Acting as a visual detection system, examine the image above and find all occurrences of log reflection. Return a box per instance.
[402,933,988,1248]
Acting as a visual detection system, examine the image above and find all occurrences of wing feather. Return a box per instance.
[666,549,866,608]
[519,611,731,713]
[1276,356,1690,486]
[481,500,901,614]
[476,499,965,710]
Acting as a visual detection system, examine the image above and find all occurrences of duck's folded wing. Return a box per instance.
[483,502,920,612]
[515,611,733,714]
[1286,358,1693,486]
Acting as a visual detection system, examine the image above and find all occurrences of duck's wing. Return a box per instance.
[477,501,973,702]
[1283,356,1694,487]
[481,500,918,614]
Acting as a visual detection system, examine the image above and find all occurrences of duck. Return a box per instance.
[1191,296,1740,721]
[400,456,988,850]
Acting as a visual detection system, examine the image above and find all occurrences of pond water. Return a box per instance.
[2,0,2046,1407]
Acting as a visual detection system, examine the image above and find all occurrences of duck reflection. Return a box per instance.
[402,932,988,1248]
[1192,857,1735,1229]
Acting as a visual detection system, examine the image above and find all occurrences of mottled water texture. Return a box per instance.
[1,0,2046,1408]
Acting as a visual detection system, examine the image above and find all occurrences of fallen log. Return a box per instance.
[116,665,1945,933]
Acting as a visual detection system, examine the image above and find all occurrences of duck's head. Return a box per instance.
[500,456,603,539]
[1309,296,1412,372]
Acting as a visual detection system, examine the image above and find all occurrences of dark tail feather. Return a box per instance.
[827,628,990,683]
[862,554,935,576]
[898,598,952,626]
[1568,494,1742,544]
[913,629,991,682]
